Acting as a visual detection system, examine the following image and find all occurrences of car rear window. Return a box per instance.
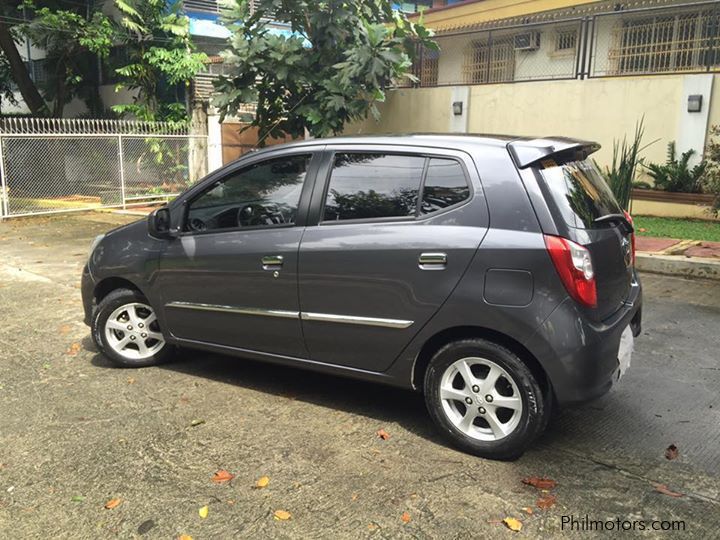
[537,159,622,229]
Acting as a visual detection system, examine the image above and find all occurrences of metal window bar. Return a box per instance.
[591,2,720,77]
[397,2,720,88]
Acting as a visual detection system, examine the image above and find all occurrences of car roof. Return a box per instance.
[245,133,599,164]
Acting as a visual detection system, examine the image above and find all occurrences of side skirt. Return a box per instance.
[170,336,411,389]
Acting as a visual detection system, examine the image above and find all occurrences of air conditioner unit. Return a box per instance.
[514,32,540,51]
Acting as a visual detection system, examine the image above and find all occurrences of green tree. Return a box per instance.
[0,50,20,111]
[113,0,207,123]
[0,1,114,117]
[214,0,436,143]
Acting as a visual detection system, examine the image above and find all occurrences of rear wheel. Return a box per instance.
[424,338,548,460]
[92,288,174,368]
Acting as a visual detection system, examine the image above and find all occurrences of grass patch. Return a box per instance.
[634,216,720,242]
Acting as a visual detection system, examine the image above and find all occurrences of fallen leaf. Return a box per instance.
[190,419,205,427]
[639,227,647,232]
[199,505,209,519]
[351,493,358,501]
[59,324,71,334]
[376,429,390,440]
[503,517,523,532]
[66,342,81,356]
[71,495,85,503]
[665,444,679,460]
[522,476,557,490]
[401,511,411,524]
[368,523,378,531]
[104,498,121,510]
[274,510,291,520]
[211,470,235,484]
[127,377,135,384]
[178,535,193,540]
[255,476,269,489]
[654,483,683,498]
[137,519,155,535]
[536,494,556,509]
[522,506,534,515]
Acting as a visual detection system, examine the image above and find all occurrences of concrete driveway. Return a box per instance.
[1,212,718,538]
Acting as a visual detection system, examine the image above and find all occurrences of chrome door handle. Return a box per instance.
[261,255,284,269]
[419,252,447,269]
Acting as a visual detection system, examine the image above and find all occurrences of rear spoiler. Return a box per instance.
[507,138,601,169]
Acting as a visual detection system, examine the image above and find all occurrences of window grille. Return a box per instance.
[555,27,578,52]
[419,48,439,87]
[463,36,515,84]
[609,10,720,75]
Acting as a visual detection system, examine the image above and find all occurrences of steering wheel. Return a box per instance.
[188,217,207,232]
[237,203,272,227]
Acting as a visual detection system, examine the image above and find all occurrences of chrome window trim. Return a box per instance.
[301,312,414,329]
[166,302,414,329]
[166,302,299,319]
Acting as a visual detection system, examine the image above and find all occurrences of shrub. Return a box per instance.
[597,120,645,211]
[645,141,707,193]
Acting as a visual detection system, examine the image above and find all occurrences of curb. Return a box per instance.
[636,253,720,281]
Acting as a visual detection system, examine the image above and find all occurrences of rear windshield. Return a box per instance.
[537,159,622,229]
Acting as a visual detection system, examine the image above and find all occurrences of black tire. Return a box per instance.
[424,338,549,460]
[92,288,174,368]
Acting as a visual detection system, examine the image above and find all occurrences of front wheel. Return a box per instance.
[92,288,174,368]
[424,338,549,460]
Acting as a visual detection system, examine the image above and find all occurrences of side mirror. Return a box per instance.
[148,207,174,239]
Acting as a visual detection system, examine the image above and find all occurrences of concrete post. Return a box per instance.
[207,109,224,173]
[676,74,714,166]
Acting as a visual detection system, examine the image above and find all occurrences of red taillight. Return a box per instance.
[624,210,635,266]
[544,235,597,308]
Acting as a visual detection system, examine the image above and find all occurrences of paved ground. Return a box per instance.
[0,213,719,539]
[636,236,720,259]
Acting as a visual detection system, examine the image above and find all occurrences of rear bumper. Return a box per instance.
[525,272,642,406]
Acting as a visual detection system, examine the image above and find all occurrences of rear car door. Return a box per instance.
[156,150,320,357]
[298,145,489,372]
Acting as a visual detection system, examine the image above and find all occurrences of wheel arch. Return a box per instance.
[411,326,551,398]
[93,276,145,304]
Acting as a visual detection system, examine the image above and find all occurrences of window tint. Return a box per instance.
[323,153,425,221]
[421,158,470,214]
[186,154,310,232]
[538,159,623,229]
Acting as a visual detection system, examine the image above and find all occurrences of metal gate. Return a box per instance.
[0,118,207,218]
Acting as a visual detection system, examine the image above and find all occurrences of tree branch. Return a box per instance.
[0,19,48,116]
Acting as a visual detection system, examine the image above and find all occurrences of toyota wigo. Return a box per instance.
[82,134,641,459]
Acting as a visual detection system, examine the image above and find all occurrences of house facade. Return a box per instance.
[349,0,720,191]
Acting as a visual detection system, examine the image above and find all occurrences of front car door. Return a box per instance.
[156,150,320,358]
[298,145,489,372]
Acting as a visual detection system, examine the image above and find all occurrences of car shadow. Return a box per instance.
[86,339,631,460]
[89,343,453,450]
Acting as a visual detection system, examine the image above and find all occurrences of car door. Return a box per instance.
[298,145,489,372]
[156,150,320,358]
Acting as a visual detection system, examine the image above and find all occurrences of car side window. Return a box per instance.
[323,153,425,221]
[421,158,471,214]
[185,154,311,233]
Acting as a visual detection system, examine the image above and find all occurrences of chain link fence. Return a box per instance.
[404,19,584,87]
[0,118,207,218]
[402,1,720,87]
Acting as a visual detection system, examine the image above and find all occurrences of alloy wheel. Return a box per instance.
[439,356,523,441]
[104,302,165,360]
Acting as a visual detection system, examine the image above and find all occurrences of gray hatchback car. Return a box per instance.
[82,134,642,459]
